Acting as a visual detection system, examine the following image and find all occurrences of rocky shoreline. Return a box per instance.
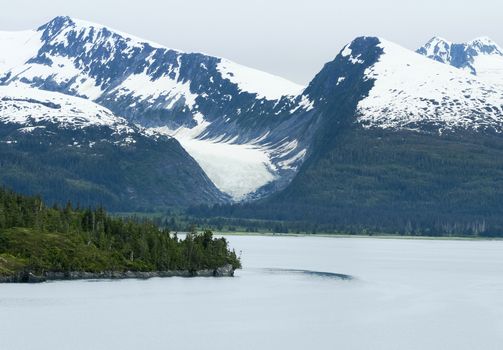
[0,264,235,283]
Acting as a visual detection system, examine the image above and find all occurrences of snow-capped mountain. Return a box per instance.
[357,38,503,132]
[417,36,503,87]
[217,37,503,234]
[303,36,503,134]
[0,85,227,209]
[0,85,134,134]
[0,16,314,200]
[4,16,503,207]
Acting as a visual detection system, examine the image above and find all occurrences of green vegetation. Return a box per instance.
[185,43,503,238]
[0,125,225,211]
[0,187,240,279]
[189,128,503,237]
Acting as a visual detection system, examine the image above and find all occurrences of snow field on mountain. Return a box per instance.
[418,36,503,88]
[177,137,276,201]
[150,121,276,201]
[0,15,308,200]
[0,30,42,73]
[357,39,503,131]
[0,85,131,131]
[470,54,503,87]
[217,59,303,100]
[112,71,198,108]
[5,17,503,202]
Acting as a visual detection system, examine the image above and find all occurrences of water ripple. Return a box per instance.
[260,268,353,280]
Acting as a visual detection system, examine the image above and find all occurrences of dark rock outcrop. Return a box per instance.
[0,264,235,283]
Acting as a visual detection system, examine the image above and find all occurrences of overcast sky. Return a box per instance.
[1,0,501,84]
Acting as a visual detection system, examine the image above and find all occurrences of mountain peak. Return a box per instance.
[424,36,452,49]
[0,16,308,200]
[417,36,503,83]
[303,36,382,104]
[466,36,503,55]
[37,15,166,49]
[418,36,503,57]
[416,36,452,63]
[339,36,380,62]
[468,36,498,45]
[37,15,73,33]
[426,36,451,44]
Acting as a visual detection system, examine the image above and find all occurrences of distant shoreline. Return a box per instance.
[215,232,503,241]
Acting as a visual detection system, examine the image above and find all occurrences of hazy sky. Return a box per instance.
[1,0,502,84]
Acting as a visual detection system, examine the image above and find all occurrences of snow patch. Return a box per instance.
[5,55,103,99]
[217,59,303,101]
[278,148,307,170]
[18,125,46,133]
[113,71,197,109]
[290,95,314,113]
[341,44,364,64]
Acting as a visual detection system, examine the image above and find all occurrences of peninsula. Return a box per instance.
[0,188,241,283]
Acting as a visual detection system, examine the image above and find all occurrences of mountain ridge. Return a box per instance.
[192,36,503,235]
[0,16,314,200]
[2,18,503,224]
[417,36,503,87]
[0,85,228,209]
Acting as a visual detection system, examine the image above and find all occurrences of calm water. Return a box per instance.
[1,235,503,350]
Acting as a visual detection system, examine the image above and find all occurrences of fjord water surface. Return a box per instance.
[1,235,502,350]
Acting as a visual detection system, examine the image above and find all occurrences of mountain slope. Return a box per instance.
[358,39,503,132]
[0,86,227,210]
[0,16,314,200]
[417,36,503,87]
[0,30,42,73]
[199,37,503,235]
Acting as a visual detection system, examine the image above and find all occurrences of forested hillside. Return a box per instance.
[0,124,227,211]
[191,127,503,236]
[0,188,240,281]
[188,37,503,237]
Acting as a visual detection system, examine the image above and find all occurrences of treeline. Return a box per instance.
[188,204,497,237]
[0,187,240,277]
[155,212,299,234]
[0,125,225,212]
[188,128,503,237]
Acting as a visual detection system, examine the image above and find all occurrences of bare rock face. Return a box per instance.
[214,264,235,277]
[0,271,45,283]
[0,265,236,283]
